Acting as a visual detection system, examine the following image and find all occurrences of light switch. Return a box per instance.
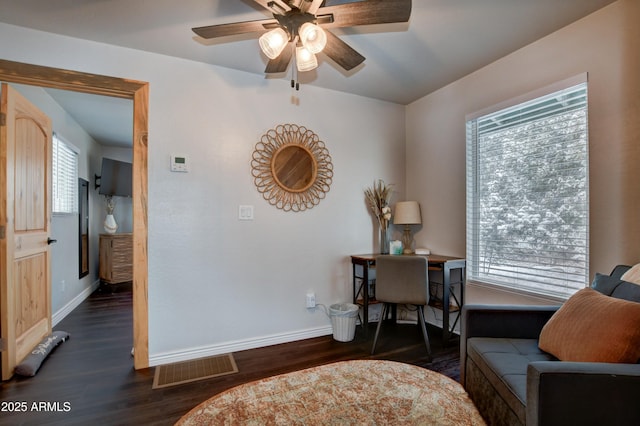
[238,205,254,220]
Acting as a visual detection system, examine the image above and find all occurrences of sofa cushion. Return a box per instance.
[467,337,555,423]
[539,288,640,363]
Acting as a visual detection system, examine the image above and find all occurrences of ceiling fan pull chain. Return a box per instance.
[291,45,300,91]
[291,51,296,88]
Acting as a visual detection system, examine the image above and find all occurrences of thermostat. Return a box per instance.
[170,155,189,172]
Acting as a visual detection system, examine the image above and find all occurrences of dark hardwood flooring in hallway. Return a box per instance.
[0,286,460,425]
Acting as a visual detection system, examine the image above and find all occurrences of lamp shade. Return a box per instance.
[393,201,422,225]
[296,45,318,72]
[259,28,288,59]
[299,23,327,54]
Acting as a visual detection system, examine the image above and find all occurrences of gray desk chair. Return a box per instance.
[371,255,432,360]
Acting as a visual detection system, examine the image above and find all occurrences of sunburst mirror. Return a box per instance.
[251,124,333,212]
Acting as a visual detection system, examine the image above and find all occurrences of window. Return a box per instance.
[52,133,79,214]
[466,76,589,299]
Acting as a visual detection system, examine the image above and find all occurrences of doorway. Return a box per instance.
[0,59,149,369]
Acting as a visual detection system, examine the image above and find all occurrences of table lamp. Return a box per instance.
[393,201,422,254]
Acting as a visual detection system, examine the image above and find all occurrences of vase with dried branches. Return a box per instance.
[365,179,393,254]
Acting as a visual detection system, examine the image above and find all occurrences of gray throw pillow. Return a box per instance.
[591,273,623,295]
[592,273,640,303]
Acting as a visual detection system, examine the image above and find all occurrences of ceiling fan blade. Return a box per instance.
[303,0,325,14]
[322,30,365,71]
[265,44,293,73]
[253,0,291,14]
[192,18,277,39]
[318,0,411,29]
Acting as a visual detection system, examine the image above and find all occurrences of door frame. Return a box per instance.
[0,59,149,369]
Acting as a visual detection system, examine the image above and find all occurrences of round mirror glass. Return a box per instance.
[272,145,317,192]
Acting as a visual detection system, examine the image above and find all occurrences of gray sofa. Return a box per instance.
[460,265,640,426]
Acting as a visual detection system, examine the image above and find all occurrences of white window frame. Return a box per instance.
[52,133,79,215]
[465,74,589,300]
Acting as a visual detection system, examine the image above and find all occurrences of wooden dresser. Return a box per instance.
[99,233,133,285]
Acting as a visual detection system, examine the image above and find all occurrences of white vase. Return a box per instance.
[104,214,118,234]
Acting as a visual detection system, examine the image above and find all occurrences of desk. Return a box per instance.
[350,254,466,343]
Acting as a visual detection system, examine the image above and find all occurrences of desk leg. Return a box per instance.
[442,263,451,344]
[352,261,370,335]
[362,265,369,334]
[352,262,357,317]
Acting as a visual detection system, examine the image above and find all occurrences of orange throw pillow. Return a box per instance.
[539,288,640,363]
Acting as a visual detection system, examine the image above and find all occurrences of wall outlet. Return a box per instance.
[61,280,66,292]
[306,292,316,308]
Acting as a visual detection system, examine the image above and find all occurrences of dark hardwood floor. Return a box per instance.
[0,286,460,425]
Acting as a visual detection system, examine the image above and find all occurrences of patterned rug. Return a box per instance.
[176,360,485,425]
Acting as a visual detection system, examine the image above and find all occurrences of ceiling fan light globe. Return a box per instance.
[299,23,327,54]
[259,28,288,59]
[296,46,318,72]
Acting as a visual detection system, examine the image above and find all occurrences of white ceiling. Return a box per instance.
[0,0,616,146]
[43,88,134,148]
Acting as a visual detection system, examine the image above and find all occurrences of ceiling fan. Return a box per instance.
[192,0,412,78]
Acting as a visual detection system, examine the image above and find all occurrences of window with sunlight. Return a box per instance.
[466,77,589,299]
[52,133,79,214]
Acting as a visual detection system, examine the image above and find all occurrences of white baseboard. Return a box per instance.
[149,325,333,367]
[52,280,101,326]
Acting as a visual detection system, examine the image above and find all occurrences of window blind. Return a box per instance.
[52,133,79,214]
[466,82,589,299]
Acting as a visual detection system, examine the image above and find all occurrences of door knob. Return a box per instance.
[47,238,58,245]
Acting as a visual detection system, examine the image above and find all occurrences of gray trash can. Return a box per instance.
[329,303,359,342]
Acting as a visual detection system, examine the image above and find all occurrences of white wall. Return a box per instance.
[8,84,104,321]
[406,0,640,305]
[0,23,406,364]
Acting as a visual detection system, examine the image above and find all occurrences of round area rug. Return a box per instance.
[176,359,485,425]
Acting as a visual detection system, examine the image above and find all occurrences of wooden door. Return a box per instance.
[0,83,53,380]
